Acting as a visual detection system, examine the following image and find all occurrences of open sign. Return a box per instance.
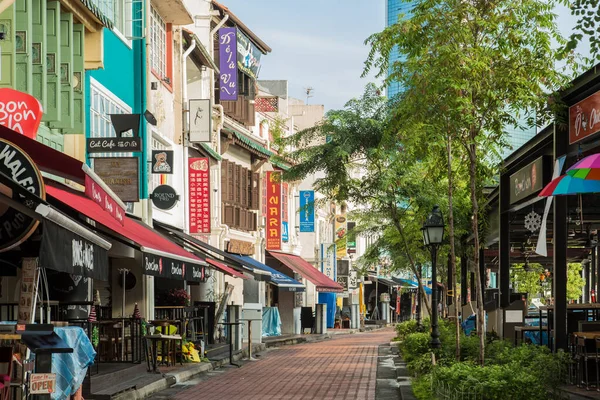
[30,373,56,394]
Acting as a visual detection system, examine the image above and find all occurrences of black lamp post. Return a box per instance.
[422,205,445,349]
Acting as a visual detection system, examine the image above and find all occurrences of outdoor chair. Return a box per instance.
[0,347,13,400]
[569,334,580,385]
[576,335,599,390]
[595,337,600,391]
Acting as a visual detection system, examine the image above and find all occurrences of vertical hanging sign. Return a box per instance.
[299,190,315,232]
[266,171,282,250]
[189,158,211,234]
[219,27,238,101]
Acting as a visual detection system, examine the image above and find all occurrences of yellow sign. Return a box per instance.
[335,213,347,259]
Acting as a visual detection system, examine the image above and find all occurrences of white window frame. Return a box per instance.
[88,0,132,47]
[89,77,132,159]
[150,7,167,79]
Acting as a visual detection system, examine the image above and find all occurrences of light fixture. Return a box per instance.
[144,110,157,126]
[421,205,444,247]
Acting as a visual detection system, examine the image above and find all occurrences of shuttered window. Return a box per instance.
[282,183,289,222]
[221,159,259,232]
[221,159,229,203]
[251,173,260,210]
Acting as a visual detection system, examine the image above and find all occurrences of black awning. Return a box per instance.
[40,221,109,281]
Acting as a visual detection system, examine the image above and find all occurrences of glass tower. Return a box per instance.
[386,0,416,99]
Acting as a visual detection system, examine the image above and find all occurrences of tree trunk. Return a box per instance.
[447,136,461,361]
[390,204,433,318]
[468,141,486,366]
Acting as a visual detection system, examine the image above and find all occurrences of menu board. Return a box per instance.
[17,258,39,324]
[189,158,211,234]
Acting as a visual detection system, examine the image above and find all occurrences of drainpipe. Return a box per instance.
[182,38,196,235]
[210,14,229,36]
[0,0,15,15]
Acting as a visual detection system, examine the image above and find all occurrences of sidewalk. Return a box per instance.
[376,341,417,400]
[101,326,387,400]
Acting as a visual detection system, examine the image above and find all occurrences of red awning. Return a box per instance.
[45,183,206,269]
[267,251,343,293]
[206,258,248,280]
[0,125,86,184]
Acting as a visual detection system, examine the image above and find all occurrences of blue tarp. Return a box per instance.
[262,307,282,336]
[523,318,549,345]
[237,255,305,291]
[52,327,96,400]
[461,313,488,336]
[318,292,337,328]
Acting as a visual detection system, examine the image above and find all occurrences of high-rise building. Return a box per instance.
[385,0,535,157]
[386,0,416,99]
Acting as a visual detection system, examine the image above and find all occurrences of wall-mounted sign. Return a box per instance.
[236,30,262,80]
[509,156,544,204]
[347,221,356,254]
[40,221,109,280]
[282,221,289,242]
[84,175,125,225]
[29,373,56,395]
[227,239,255,255]
[17,258,39,324]
[320,243,336,281]
[266,171,282,250]
[570,90,600,144]
[86,114,142,153]
[189,158,210,234]
[0,138,45,252]
[335,212,347,259]
[143,252,204,282]
[337,259,350,277]
[151,185,179,210]
[219,27,238,101]
[152,150,173,174]
[93,157,139,203]
[189,99,212,143]
[0,89,44,139]
[299,190,315,232]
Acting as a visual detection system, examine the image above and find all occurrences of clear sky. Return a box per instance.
[220,1,587,112]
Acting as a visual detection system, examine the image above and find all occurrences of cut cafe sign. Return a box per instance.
[570,90,600,144]
[0,138,45,252]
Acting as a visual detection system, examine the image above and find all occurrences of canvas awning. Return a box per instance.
[267,251,343,293]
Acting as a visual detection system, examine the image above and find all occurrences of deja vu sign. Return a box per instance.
[219,27,238,101]
[570,90,600,144]
[266,171,282,250]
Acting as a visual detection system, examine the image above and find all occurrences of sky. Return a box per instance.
[220,1,587,112]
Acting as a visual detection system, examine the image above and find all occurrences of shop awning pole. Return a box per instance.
[119,268,129,361]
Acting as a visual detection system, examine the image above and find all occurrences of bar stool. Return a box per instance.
[577,335,599,390]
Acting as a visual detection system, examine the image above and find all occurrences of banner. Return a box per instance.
[218,27,238,101]
[347,221,356,253]
[299,190,315,232]
[320,243,336,281]
[189,158,210,234]
[266,171,282,250]
[282,221,289,242]
[335,211,347,259]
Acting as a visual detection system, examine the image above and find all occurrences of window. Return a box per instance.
[89,78,132,159]
[89,0,131,40]
[150,7,168,80]
[221,159,259,231]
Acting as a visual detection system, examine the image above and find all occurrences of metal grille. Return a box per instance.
[255,97,279,112]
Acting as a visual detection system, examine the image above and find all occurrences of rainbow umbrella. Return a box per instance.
[566,154,600,180]
[539,174,600,196]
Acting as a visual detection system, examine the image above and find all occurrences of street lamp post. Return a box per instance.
[422,205,445,349]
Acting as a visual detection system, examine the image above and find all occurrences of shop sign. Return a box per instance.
[152,150,173,174]
[337,259,350,277]
[219,27,238,101]
[347,221,356,254]
[349,269,358,289]
[570,90,600,144]
[29,373,56,395]
[39,221,109,281]
[189,99,212,143]
[188,158,210,234]
[509,156,544,204]
[151,185,179,210]
[299,190,315,232]
[337,276,349,291]
[335,212,347,259]
[17,258,39,324]
[86,114,142,153]
[143,253,205,282]
[84,175,125,225]
[0,138,44,252]
[282,221,289,242]
[266,171,282,250]
[320,243,336,281]
[187,264,206,282]
[236,30,262,79]
[227,239,254,255]
[0,88,44,139]
[93,157,139,203]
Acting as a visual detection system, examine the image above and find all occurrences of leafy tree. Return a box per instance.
[563,0,600,60]
[365,0,572,365]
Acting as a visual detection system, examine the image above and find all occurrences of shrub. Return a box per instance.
[400,332,431,363]
[396,319,419,340]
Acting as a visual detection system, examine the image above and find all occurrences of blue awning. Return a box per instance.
[236,255,305,292]
[392,278,432,294]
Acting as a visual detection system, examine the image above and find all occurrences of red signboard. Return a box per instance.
[569,90,600,144]
[0,88,44,139]
[266,171,281,250]
[189,158,210,234]
[84,174,125,225]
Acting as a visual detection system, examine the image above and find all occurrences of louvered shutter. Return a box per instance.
[241,168,248,208]
[251,173,260,210]
[223,205,234,225]
[227,162,235,202]
[221,160,228,203]
[234,165,241,205]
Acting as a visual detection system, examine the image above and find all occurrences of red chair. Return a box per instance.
[0,347,14,400]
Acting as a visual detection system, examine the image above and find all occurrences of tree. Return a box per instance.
[365,0,571,365]
[563,0,600,61]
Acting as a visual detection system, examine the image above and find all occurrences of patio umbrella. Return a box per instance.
[538,174,600,196]
[565,154,600,180]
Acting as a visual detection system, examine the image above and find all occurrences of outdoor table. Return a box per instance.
[539,304,600,347]
[222,322,242,367]
[238,318,261,361]
[144,334,183,373]
[514,326,541,345]
[573,331,600,339]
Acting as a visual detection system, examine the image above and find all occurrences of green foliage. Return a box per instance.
[395,319,420,340]
[511,263,586,302]
[565,0,600,61]
[400,332,431,363]
[567,263,586,301]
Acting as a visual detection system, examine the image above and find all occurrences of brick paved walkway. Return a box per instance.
[174,328,395,400]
